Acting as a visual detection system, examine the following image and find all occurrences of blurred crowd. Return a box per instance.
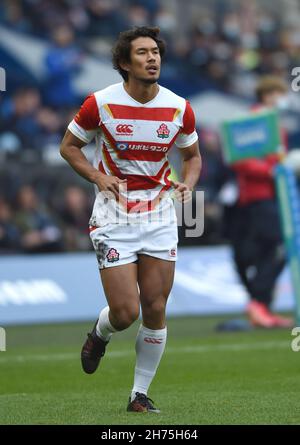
[0,182,94,254]
[1,0,299,95]
[1,0,300,253]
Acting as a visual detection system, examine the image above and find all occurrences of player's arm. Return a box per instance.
[60,131,126,199]
[173,100,201,200]
[172,141,201,202]
[60,95,126,198]
[176,140,201,190]
[60,130,101,183]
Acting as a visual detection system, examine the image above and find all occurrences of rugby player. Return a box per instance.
[60,26,201,413]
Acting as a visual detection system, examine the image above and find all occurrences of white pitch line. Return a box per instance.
[0,340,290,365]
[0,393,28,399]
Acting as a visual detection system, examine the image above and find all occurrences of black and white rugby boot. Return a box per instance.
[81,320,108,374]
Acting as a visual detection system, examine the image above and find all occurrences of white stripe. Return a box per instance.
[0,393,29,399]
[125,187,167,201]
[175,130,198,148]
[101,137,169,177]
[0,340,289,364]
[109,152,169,177]
[102,119,179,144]
[68,120,96,144]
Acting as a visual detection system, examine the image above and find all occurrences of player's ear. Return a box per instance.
[120,61,130,73]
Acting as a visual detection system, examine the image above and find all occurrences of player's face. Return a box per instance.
[126,37,161,84]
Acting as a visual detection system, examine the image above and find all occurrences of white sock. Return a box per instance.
[131,324,167,401]
[96,306,117,341]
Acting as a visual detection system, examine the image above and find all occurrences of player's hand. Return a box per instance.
[95,173,127,199]
[171,181,193,203]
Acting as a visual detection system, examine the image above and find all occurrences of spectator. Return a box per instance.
[85,0,127,37]
[0,0,300,254]
[198,129,230,244]
[36,107,63,147]
[229,76,293,328]
[43,25,82,108]
[0,197,20,253]
[59,185,92,251]
[0,88,42,150]
[14,185,63,253]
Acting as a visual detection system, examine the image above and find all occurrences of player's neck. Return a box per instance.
[123,80,159,104]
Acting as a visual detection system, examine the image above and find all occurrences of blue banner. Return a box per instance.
[275,165,300,324]
[221,110,282,163]
[0,247,294,325]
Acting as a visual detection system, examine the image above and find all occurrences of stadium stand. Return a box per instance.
[1,0,300,252]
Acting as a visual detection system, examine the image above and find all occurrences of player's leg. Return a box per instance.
[91,222,141,333]
[81,262,140,374]
[138,255,175,329]
[127,254,175,413]
[98,262,140,335]
[81,224,140,374]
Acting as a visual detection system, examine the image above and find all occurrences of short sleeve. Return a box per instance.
[68,94,100,143]
[175,100,198,148]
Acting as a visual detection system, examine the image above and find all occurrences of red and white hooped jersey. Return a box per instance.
[68,82,198,225]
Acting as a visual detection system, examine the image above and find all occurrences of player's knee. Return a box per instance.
[118,310,139,330]
[143,298,166,319]
[111,305,139,330]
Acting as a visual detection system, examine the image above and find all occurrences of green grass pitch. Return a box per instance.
[0,315,299,425]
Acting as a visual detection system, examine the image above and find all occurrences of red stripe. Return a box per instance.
[163,168,172,186]
[98,160,106,174]
[125,160,169,190]
[107,104,178,121]
[115,136,179,162]
[94,171,171,213]
[102,144,170,190]
[118,150,167,162]
[181,100,196,135]
[126,184,171,213]
[75,94,100,130]
[100,122,180,163]
[100,123,119,152]
[126,176,161,190]
[95,168,171,213]
[102,144,125,178]
[101,124,168,161]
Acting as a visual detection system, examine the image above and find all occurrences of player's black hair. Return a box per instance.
[112,26,166,82]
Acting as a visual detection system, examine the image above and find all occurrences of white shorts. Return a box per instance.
[89,222,178,269]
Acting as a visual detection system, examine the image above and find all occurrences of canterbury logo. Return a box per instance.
[144,337,163,344]
[116,124,133,134]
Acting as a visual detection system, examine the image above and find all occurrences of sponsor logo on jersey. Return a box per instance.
[144,337,163,344]
[116,143,168,152]
[106,248,120,263]
[116,142,129,151]
[157,123,170,139]
[116,124,133,135]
